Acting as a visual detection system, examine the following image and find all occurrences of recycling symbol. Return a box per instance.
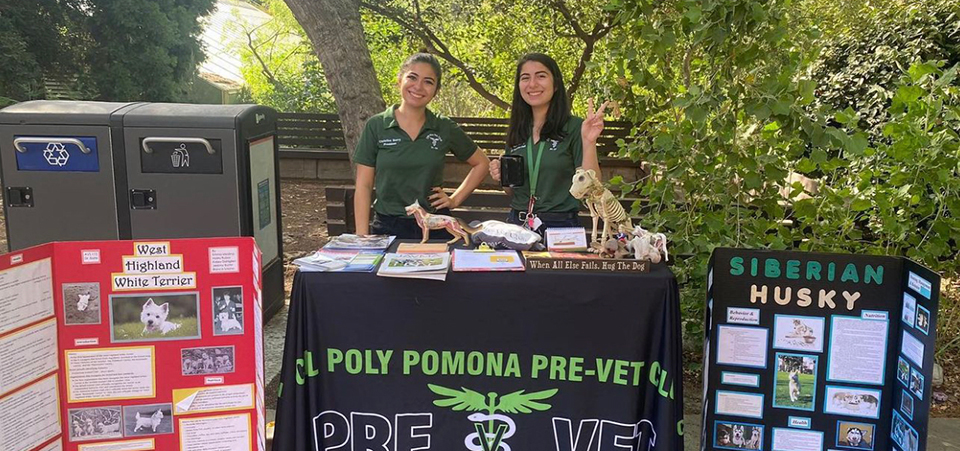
[43,142,70,167]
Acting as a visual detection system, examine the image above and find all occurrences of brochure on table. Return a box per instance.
[703,248,939,451]
[0,237,265,451]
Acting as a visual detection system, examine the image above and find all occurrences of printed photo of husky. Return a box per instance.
[837,421,875,450]
[824,386,881,418]
[773,353,817,411]
[714,421,763,450]
[773,315,824,352]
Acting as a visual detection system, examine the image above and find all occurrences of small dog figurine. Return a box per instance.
[218,311,243,332]
[404,200,472,245]
[77,294,91,312]
[140,298,181,335]
[133,409,163,433]
[789,370,802,402]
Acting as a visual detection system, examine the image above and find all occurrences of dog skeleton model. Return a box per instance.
[405,200,472,245]
[569,168,632,246]
[626,226,669,263]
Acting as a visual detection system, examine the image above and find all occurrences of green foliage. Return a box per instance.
[804,0,960,137]
[803,62,960,266]
[0,0,214,102]
[0,0,76,101]
[608,0,821,342]
[608,0,960,346]
[240,0,618,116]
[235,0,336,112]
[82,0,216,101]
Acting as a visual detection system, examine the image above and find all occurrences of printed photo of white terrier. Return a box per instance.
[122,403,173,437]
[63,282,101,326]
[773,353,818,411]
[182,345,235,376]
[212,286,244,336]
[109,293,201,343]
[68,406,122,442]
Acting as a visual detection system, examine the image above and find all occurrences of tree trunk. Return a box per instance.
[283,0,385,168]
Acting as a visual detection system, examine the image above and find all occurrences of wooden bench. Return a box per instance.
[277,113,636,155]
[325,185,647,236]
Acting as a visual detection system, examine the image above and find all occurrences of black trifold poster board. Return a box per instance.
[702,248,940,451]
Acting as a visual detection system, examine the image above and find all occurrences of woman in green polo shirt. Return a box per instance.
[354,53,490,238]
[488,53,608,233]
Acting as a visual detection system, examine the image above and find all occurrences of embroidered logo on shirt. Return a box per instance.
[379,138,402,147]
[549,139,559,151]
[426,133,443,150]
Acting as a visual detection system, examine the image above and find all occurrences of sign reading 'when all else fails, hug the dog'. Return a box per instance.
[0,237,266,451]
[702,248,940,451]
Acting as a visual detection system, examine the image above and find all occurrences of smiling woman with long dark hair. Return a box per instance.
[353,53,489,238]
[489,53,608,234]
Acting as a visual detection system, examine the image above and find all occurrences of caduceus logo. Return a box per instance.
[426,133,443,150]
[428,384,558,451]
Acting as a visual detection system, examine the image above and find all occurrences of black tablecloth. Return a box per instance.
[273,259,684,451]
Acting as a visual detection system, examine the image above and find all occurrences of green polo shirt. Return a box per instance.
[354,106,477,216]
[507,116,584,213]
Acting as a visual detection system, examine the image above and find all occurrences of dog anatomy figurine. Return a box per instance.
[404,200,472,245]
[626,226,669,263]
[569,168,632,247]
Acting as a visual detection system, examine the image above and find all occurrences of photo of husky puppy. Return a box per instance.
[774,353,817,411]
[774,315,824,352]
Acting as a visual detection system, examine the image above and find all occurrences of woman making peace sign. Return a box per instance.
[489,53,608,234]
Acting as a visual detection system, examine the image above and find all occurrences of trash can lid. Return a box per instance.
[122,103,272,129]
[0,100,141,125]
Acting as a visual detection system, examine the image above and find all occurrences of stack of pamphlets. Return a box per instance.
[294,249,384,272]
[397,242,448,253]
[377,252,450,281]
[451,249,524,272]
[323,234,395,250]
[293,234,394,272]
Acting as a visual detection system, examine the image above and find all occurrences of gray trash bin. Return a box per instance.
[0,100,284,321]
[120,103,284,320]
[0,100,142,249]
